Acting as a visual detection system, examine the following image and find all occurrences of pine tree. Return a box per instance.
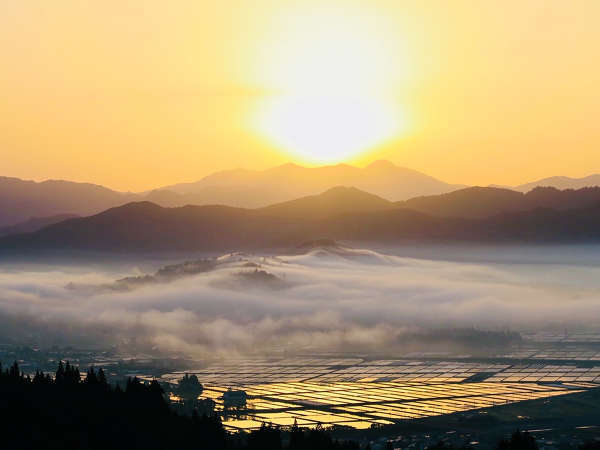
[85,367,98,384]
[98,368,107,386]
[9,361,20,380]
[55,360,65,383]
[289,418,304,450]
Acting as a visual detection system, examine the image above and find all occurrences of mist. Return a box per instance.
[1,244,599,358]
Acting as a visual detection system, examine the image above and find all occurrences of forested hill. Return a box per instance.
[0,361,359,450]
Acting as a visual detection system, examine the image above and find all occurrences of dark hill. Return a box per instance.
[515,174,600,192]
[0,161,461,226]
[0,201,309,252]
[0,213,78,236]
[397,187,524,218]
[4,186,600,253]
[0,176,138,227]
[257,186,392,219]
[396,186,600,218]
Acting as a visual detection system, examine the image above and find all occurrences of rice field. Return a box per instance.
[204,381,583,431]
[162,358,600,385]
[162,357,598,431]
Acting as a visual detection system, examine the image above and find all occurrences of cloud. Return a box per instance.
[0,245,599,357]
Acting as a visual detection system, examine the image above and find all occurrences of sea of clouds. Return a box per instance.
[1,244,599,358]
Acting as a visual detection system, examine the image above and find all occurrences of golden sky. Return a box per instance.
[1,0,599,191]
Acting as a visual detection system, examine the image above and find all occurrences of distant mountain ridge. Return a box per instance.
[396,185,600,218]
[515,174,600,192]
[0,213,79,237]
[157,160,465,207]
[258,186,392,220]
[4,185,600,253]
[3,163,600,229]
[0,176,137,227]
[0,162,461,227]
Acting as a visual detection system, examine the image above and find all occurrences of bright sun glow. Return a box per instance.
[256,95,403,163]
[252,6,408,164]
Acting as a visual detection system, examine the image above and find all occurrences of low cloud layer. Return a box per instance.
[1,245,599,358]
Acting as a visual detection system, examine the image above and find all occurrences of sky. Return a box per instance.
[1,0,599,191]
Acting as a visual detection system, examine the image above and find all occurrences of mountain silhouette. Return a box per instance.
[0,162,461,227]
[0,201,303,252]
[397,187,524,218]
[257,186,392,219]
[158,161,464,207]
[0,213,79,237]
[396,185,600,218]
[0,176,137,227]
[7,163,600,229]
[4,185,600,253]
[515,174,600,192]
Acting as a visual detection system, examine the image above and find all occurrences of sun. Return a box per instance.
[255,94,402,164]
[250,6,408,164]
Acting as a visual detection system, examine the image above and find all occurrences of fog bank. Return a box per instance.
[0,245,598,357]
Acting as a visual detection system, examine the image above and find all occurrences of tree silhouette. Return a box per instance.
[0,360,371,450]
[497,430,538,450]
[176,373,204,401]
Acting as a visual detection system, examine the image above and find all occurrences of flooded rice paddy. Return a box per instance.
[162,357,598,431]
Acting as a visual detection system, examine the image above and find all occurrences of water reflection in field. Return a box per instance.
[162,357,597,431]
[201,381,583,431]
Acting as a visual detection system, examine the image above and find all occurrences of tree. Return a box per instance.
[97,368,108,385]
[176,373,203,401]
[55,360,65,383]
[289,419,305,450]
[9,361,21,380]
[85,367,99,384]
[247,423,281,450]
[497,430,538,450]
[149,379,164,397]
[33,370,47,385]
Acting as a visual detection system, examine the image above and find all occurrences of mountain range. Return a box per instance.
[396,185,600,218]
[0,177,136,227]
[2,161,600,231]
[514,174,600,192]
[0,161,464,227]
[0,161,461,227]
[155,160,465,207]
[0,213,78,237]
[3,185,600,253]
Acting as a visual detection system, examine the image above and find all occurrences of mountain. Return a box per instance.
[6,165,600,228]
[321,205,600,243]
[257,186,392,220]
[515,174,600,192]
[4,186,600,253]
[0,162,462,226]
[0,177,137,227]
[395,186,600,218]
[0,214,78,237]
[0,201,306,252]
[397,187,525,219]
[159,161,465,206]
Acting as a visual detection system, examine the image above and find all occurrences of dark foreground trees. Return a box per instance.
[497,430,538,450]
[0,361,359,450]
[0,361,227,450]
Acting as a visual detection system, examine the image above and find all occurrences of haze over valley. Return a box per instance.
[3,242,600,358]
